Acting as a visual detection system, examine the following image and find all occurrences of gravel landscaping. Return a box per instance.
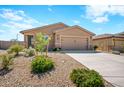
[0,51,113,87]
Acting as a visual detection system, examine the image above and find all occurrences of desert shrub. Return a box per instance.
[70,68,104,87]
[52,47,61,51]
[8,44,24,56]
[31,56,54,73]
[24,47,35,57]
[119,50,124,53]
[7,49,12,54]
[0,54,14,70]
[93,45,98,51]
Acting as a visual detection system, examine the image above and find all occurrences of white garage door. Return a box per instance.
[61,37,88,50]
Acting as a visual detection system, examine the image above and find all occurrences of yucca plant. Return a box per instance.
[8,44,24,56]
[0,54,14,70]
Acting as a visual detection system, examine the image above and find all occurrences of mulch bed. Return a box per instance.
[0,52,113,87]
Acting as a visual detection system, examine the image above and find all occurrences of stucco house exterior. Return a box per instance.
[93,32,124,52]
[20,22,95,50]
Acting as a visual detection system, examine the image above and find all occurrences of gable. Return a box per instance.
[54,26,94,36]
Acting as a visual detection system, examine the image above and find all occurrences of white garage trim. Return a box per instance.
[60,35,89,38]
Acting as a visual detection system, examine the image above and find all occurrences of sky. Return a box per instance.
[0,5,124,41]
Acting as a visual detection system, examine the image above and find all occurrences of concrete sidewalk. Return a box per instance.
[66,52,124,87]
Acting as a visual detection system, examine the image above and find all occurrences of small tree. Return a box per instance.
[34,33,50,56]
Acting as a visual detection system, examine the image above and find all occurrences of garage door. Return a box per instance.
[61,37,88,50]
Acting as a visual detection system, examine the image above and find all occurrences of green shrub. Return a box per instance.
[52,47,61,51]
[0,54,14,70]
[8,44,24,56]
[70,68,104,87]
[24,47,35,57]
[93,45,98,51]
[119,50,124,53]
[31,56,54,73]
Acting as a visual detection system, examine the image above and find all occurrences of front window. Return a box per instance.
[44,35,49,40]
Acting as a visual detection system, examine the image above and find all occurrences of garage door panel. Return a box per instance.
[61,37,87,50]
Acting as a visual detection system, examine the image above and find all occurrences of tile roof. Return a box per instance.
[93,33,124,39]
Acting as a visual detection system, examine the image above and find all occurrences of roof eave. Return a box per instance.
[74,25,95,36]
[19,22,69,34]
[20,31,24,34]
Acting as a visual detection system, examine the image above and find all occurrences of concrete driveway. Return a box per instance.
[66,52,124,87]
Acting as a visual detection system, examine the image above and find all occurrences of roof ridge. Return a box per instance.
[54,25,95,35]
[93,33,124,39]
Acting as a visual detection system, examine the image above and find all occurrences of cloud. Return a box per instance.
[0,9,24,21]
[84,5,124,23]
[0,8,40,24]
[48,8,53,12]
[23,17,40,24]
[73,20,80,24]
[2,21,34,30]
[0,30,5,34]
[0,8,42,41]
[92,16,109,23]
[0,30,4,33]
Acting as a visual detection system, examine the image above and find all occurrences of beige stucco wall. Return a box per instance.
[24,34,54,49]
[93,38,112,51]
[23,23,67,49]
[55,27,93,49]
[93,37,124,51]
[114,38,124,51]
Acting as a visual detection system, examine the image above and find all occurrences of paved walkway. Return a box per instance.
[66,52,124,87]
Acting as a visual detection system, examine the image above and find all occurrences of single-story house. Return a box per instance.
[93,33,124,52]
[20,22,95,50]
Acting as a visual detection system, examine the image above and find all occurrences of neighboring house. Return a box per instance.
[20,22,95,50]
[93,33,124,52]
[117,31,124,35]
